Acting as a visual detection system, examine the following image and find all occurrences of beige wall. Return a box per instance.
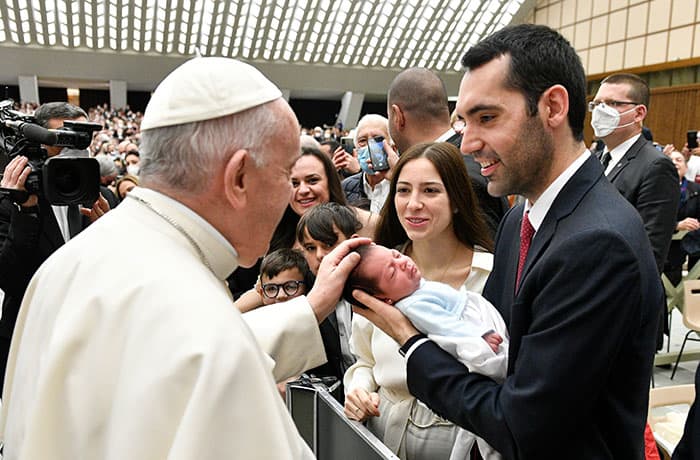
[529,0,700,77]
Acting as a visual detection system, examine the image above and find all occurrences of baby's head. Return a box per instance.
[344,244,421,306]
[258,248,314,305]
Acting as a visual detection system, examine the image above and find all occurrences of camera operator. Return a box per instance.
[0,102,109,390]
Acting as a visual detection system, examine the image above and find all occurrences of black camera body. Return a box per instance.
[0,100,102,206]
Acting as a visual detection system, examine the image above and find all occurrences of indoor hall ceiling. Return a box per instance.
[0,0,530,74]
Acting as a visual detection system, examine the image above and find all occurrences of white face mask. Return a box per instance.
[590,103,637,138]
[126,164,140,176]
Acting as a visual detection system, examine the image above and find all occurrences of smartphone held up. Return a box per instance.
[367,136,389,172]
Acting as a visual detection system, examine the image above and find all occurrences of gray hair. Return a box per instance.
[34,102,88,127]
[95,154,118,177]
[138,100,282,192]
[355,114,389,142]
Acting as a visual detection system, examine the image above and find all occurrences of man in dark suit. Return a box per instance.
[353,24,662,459]
[591,73,679,273]
[387,67,509,238]
[592,74,679,350]
[0,102,109,390]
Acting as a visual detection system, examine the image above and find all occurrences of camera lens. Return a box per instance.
[52,162,82,197]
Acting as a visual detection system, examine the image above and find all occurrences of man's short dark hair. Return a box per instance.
[461,24,587,142]
[34,102,88,128]
[388,67,450,122]
[600,73,650,108]
[259,248,314,289]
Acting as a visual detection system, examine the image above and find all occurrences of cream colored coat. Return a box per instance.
[343,250,493,457]
[0,188,324,459]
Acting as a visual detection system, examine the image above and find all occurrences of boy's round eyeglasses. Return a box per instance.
[262,280,305,299]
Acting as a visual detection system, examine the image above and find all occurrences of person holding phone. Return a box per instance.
[341,114,398,214]
[681,129,700,184]
[332,135,361,179]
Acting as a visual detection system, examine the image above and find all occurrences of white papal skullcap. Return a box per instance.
[141,57,282,131]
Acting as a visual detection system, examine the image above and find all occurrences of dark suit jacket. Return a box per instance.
[406,155,662,459]
[0,196,89,340]
[673,362,700,459]
[599,136,679,273]
[341,172,370,210]
[445,133,509,239]
[306,312,346,384]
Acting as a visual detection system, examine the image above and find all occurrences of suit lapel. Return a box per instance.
[516,156,604,291]
[39,197,66,249]
[606,136,645,182]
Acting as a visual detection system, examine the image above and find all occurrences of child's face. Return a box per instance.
[300,225,349,275]
[356,246,421,302]
[259,267,307,305]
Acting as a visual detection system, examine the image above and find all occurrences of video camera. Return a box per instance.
[0,100,103,206]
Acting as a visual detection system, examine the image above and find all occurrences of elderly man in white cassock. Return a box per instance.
[0,57,368,459]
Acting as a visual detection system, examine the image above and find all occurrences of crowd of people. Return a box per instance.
[0,23,698,460]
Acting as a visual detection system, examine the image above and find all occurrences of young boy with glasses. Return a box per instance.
[256,248,315,306]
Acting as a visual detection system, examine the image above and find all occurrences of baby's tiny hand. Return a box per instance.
[482,331,503,353]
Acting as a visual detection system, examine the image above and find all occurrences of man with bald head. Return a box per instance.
[388,67,509,237]
[1,57,366,459]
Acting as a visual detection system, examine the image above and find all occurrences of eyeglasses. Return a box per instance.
[261,280,305,299]
[356,135,385,147]
[451,119,466,135]
[587,100,640,112]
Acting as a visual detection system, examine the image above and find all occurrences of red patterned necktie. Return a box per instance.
[516,211,535,291]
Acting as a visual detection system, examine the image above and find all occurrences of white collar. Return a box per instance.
[435,128,456,142]
[129,187,238,279]
[525,149,591,231]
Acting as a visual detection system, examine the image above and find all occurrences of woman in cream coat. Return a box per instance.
[344,142,496,460]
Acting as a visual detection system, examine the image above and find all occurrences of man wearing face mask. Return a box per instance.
[0,102,110,390]
[341,114,395,214]
[591,73,678,348]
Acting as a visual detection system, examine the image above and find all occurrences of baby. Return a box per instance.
[345,243,508,460]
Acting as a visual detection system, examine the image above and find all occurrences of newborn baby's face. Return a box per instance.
[360,246,422,302]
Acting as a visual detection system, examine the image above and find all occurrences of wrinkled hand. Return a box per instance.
[376,142,400,181]
[306,237,371,323]
[351,290,419,346]
[80,194,110,222]
[332,146,360,174]
[1,156,38,207]
[482,331,503,353]
[678,217,700,232]
[344,388,380,421]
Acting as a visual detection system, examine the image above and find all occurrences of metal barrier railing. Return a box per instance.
[286,377,399,460]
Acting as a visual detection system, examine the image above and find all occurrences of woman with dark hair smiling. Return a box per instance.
[269,146,375,252]
[234,146,377,310]
[343,142,494,460]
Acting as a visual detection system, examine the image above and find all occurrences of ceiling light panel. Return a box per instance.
[0,0,526,73]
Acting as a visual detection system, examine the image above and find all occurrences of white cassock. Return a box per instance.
[0,187,324,459]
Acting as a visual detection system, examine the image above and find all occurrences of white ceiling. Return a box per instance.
[0,0,535,98]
